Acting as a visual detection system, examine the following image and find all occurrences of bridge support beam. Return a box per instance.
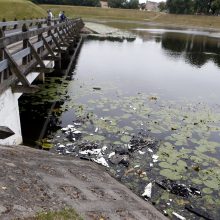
[0,88,22,145]
[0,60,54,145]
[0,18,84,145]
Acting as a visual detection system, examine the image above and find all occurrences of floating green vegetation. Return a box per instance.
[82,134,105,142]
[35,139,53,150]
[121,135,132,143]
[21,74,220,219]
[56,89,220,219]
[160,169,182,180]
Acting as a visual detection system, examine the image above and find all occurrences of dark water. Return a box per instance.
[19,27,220,219]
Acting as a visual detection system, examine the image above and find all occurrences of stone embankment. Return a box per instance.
[0,145,166,220]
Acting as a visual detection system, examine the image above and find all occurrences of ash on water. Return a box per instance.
[51,122,217,220]
[53,122,159,170]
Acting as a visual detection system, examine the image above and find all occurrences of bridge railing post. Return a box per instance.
[0,28,12,83]
[0,28,5,83]
[47,18,53,48]
[13,18,18,30]
[47,17,51,27]
[29,18,33,28]
[22,23,30,65]
[2,18,6,32]
[37,22,43,54]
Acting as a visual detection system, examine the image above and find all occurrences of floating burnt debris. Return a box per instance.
[185,204,214,220]
[50,111,219,220]
[156,179,201,198]
[128,135,157,152]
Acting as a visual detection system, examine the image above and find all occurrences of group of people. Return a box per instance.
[47,9,67,22]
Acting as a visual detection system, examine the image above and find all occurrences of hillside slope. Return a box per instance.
[0,0,46,20]
[41,4,220,30]
[40,4,157,21]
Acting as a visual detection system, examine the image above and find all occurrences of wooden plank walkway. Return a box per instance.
[0,18,84,95]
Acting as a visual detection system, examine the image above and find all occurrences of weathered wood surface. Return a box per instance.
[0,18,59,31]
[0,18,84,94]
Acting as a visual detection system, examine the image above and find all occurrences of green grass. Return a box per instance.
[154,13,220,30]
[0,0,46,20]
[25,208,83,220]
[40,4,157,21]
[0,0,219,29]
[41,4,220,30]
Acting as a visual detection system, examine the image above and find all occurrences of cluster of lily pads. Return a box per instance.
[18,72,220,219]
[19,45,220,219]
[19,72,220,219]
[36,76,219,219]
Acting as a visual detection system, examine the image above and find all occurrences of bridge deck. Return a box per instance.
[0,18,84,94]
[0,18,84,145]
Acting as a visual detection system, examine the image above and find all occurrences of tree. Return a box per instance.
[194,0,213,14]
[107,0,127,8]
[126,0,139,9]
[158,1,166,11]
[107,0,138,9]
[31,0,101,7]
[166,0,194,14]
[211,0,220,14]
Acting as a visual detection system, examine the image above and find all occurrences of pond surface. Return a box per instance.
[19,26,220,219]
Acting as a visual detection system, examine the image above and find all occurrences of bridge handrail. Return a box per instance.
[0,18,82,48]
[0,18,84,94]
[0,18,62,30]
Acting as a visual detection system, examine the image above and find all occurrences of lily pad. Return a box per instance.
[121,135,131,143]
[202,188,213,194]
[160,169,182,180]
[83,135,105,142]
[204,179,219,190]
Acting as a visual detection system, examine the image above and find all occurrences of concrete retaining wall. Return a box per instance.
[0,60,54,145]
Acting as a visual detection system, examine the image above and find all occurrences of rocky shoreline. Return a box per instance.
[0,144,166,220]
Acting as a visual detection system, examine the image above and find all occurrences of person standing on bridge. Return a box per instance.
[60,11,67,22]
[59,11,62,20]
[47,9,53,22]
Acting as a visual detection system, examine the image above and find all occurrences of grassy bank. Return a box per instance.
[41,4,220,30]
[26,208,83,220]
[0,0,46,20]
[40,4,157,21]
[0,1,219,30]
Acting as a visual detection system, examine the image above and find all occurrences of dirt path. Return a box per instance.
[0,145,166,220]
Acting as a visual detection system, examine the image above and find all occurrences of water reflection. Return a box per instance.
[134,29,220,68]
[19,27,220,219]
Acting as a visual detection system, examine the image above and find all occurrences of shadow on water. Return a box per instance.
[19,28,220,219]
[19,58,79,147]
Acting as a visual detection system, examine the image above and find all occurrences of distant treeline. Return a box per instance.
[159,0,220,15]
[31,0,101,7]
[107,0,139,9]
[31,0,139,9]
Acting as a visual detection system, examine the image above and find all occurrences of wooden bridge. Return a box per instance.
[0,17,84,145]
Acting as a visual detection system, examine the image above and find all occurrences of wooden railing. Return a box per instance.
[0,18,61,32]
[0,18,84,94]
